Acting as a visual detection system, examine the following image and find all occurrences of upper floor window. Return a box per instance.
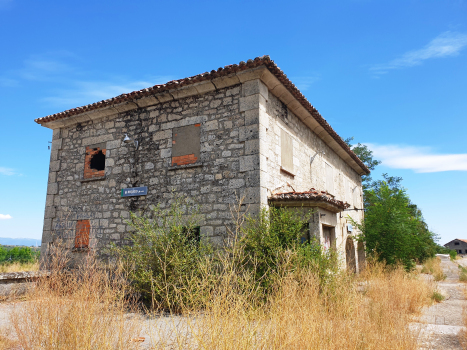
[171,124,201,166]
[84,142,106,179]
[280,129,294,175]
[325,163,334,194]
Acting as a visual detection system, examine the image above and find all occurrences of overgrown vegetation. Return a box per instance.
[458,264,467,282]
[346,138,439,270]
[9,245,142,350]
[421,257,446,281]
[1,199,438,349]
[110,197,334,311]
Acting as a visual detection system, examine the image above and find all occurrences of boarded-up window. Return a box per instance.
[75,220,90,248]
[280,129,293,174]
[172,124,201,166]
[325,163,334,194]
[353,186,358,207]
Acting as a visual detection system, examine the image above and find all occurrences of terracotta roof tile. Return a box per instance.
[269,189,350,210]
[34,55,369,174]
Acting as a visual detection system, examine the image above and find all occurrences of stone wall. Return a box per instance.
[255,79,365,269]
[41,83,262,258]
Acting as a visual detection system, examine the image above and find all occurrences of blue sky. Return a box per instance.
[0,0,466,245]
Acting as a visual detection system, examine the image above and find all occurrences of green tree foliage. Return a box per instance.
[346,137,439,268]
[353,174,437,269]
[0,245,40,264]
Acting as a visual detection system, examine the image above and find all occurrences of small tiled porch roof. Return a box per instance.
[269,189,350,213]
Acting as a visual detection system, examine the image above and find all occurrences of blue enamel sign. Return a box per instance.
[121,186,148,197]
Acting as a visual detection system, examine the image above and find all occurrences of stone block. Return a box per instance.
[204,120,219,131]
[47,183,58,195]
[242,79,268,100]
[51,138,62,151]
[106,140,121,150]
[160,148,171,158]
[48,172,57,184]
[240,155,260,172]
[50,160,60,172]
[244,140,259,155]
[82,134,114,146]
[229,179,245,189]
[240,94,266,112]
[153,130,172,141]
[239,124,259,141]
[200,226,214,237]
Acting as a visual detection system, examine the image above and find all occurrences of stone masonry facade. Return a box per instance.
[37,57,369,270]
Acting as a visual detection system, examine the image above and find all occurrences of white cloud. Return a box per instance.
[370,31,467,75]
[0,167,15,176]
[290,75,320,91]
[366,143,467,173]
[42,76,174,108]
[0,214,12,220]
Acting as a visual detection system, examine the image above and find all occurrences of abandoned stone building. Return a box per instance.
[444,239,467,255]
[36,56,369,271]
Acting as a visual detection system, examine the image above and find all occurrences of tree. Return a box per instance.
[346,137,438,268]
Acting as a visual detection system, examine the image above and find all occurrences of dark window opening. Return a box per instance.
[90,150,105,171]
[300,223,311,244]
[183,226,201,244]
[455,242,460,245]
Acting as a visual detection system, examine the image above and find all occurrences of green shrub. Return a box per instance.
[450,250,457,261]
[431,290,445,303]
[0,245,39,264]
[110,199,336,312]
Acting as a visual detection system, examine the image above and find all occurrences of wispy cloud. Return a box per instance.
[366,143,467,173]
[0,167,15,176]
[42,76,174,108]
[0,214,12,220]
[370,31,467,75]
[0,0,13,10]
[290,75,320,91]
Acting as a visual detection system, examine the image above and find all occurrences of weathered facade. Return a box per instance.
[444,239,467,255]
[36,56,369,271]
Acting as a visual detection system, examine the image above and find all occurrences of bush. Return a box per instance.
[0,245,39,264]
[450,249,457,261]
[110,199,335,311]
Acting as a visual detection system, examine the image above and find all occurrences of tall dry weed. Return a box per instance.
[0,261,39,273]
[152,260,432,350]
[421,256,446,281]
[8,244,142,350]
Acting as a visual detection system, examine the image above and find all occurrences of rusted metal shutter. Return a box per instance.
[75,220,90,248]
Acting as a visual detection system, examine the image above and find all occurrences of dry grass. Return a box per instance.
[150,261,433,350]
[421,256,446,281]
[4,246,143,350]
[0,261,39,273]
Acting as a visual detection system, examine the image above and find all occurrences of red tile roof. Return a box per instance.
[34,55,369,174]
[269,189,350,211]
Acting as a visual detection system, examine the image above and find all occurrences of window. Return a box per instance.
[280,129,294,174]
[84,143,106,179]
[455,242,460,246]
[325,163,334,194]
[172,124,201,166]
[183,226,201,244]
[75,220,90,249]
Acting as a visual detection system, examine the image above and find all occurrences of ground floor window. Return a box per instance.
[75,220,90,249]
